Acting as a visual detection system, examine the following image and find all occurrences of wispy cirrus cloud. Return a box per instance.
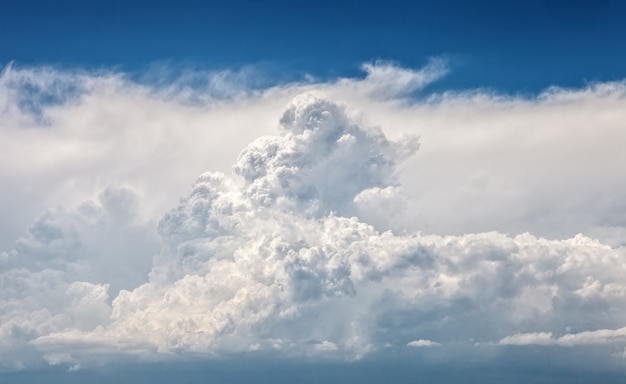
[336,58,448,100]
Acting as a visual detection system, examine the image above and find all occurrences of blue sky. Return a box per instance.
[2,1,626,383]
[2,0,625,92]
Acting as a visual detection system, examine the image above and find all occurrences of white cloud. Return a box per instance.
[0,64,284,250]
[19,97,626,367]
[1,62,626,371]
[499,332,555,346]
[499,326,626,347]
[407,339,441,348]
[336,58,448,100]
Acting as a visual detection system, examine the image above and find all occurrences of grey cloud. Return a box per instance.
[0,186,158,370]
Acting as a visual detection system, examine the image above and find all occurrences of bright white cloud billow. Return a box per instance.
[1,62,626,371]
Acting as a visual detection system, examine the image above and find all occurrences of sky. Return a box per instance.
[2,1,626,383]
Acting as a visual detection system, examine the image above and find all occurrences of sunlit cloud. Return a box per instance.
[1,62,626,372]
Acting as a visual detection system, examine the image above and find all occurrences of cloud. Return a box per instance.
[499,326,626,347]
[43,353,80,372]
[3,62,626,248]
[314,340,339,352]
[1,62,626,372]
[0,186,158,370]
[499,332,555,346]
[336,58,448,100]
[407,339,441,348]
[0,63,285,250]
[9,97,625,369]
[232,95,418,217]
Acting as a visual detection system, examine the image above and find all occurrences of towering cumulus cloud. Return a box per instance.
[2,95,626,370]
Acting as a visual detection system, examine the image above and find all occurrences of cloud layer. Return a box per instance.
[1,63,626,372]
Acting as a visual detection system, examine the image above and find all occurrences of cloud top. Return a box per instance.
[345,59,448,99]
[232,95,418,217]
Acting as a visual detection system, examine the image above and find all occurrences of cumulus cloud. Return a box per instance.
[232,95,418,217]
[500,327,626,347]
[407,339,441,348]
[0,186,157,370]
[0,64,282,250]
[498,332,555,346]
[3,62,626,247]
[4,96,624,370]
[1,62,626,372]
